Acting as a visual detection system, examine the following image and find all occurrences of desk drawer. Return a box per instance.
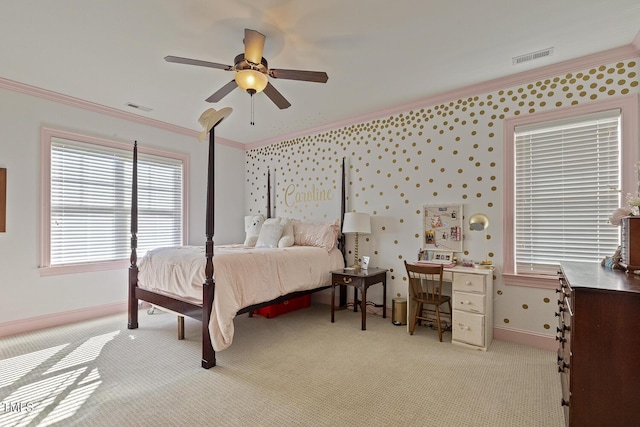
[452,310,485,347]
[453,273,486,293]
[453,291,485,314]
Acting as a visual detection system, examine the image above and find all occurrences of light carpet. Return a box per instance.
[0,304,564,426]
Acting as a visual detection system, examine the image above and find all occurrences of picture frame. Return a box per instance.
[362,256,370,270]
[423,203,463,253]
[0,168,5,233]
[433,251,453,262]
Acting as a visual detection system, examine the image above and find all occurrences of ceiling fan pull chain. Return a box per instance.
[250,91,255,126]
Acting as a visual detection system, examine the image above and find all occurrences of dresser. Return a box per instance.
[408,265,493,351]
[620,216,640,271]
[557,262,640,426]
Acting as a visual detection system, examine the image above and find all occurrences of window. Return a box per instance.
[40,128,188,276]
[503,96,638,287]
[515,110,620,274]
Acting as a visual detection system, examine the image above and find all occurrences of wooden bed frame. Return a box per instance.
[127,129,346,369]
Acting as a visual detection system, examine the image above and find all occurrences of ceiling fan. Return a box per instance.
[165,28,329,111]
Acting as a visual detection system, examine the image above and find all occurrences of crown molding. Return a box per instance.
[0,77,245,149]
[247,43,640,150]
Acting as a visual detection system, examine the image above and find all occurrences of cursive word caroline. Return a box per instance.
[284,183,334,207]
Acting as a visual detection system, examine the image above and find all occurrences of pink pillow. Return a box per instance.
[291,219,339,251]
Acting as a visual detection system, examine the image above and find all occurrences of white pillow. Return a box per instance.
[278,218,295,248]
[255,219,284,248]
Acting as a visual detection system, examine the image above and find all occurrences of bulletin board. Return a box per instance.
[423,204,463,253]
[0,168,5,232]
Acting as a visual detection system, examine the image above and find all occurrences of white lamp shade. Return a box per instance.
[342,212,371,234]
[235,69,268,93]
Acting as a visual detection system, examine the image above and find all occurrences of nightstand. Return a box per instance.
[330,267,387,330]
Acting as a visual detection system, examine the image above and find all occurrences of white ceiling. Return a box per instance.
[1,0,639,145]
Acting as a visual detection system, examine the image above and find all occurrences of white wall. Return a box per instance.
[245,54,640,346]
[0,88,245,332]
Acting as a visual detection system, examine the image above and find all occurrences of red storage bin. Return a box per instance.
[253,294,311,318]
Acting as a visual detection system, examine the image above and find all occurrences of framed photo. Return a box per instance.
[0,168,5,232]
[423,203,463,252]
[433,251,453,262]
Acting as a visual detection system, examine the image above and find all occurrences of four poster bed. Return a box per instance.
[127,115,346,369]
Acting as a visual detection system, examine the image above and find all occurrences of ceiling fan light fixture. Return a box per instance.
[235,69,268,94]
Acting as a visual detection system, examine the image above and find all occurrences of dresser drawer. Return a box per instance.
[453,291,485,314]
[452,310,485,347]
[453,272,486,293]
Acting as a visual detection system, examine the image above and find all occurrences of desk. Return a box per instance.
[407,264,493,350]
[331,268,387,330]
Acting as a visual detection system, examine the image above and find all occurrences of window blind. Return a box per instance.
[50,137,182,266]
[514,110,621,275]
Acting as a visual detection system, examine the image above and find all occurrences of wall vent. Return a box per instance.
[126,102,153,112]
[512,47,554,65]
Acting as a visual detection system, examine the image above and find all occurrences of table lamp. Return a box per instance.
[342,212,371,269]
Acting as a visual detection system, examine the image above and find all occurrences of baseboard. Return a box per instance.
[313,294,557,351]
[3,297,555,351]
[0,302,128,338]
[493,325,557,351]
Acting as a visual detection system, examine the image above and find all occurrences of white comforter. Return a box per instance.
[137,244,344,351]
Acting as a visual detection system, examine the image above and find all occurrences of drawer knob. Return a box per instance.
[457,323,470,331]
[465,281,472,285]
[343,277,352,284]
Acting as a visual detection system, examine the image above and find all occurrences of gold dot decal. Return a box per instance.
[244,57,636,291]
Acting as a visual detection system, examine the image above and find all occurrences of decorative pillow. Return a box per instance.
[255,218,284,248]
[292,219,339,251]
[278,217,295,248]
[244,214,265,247]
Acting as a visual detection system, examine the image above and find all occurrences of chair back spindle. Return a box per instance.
[404,261,451,342]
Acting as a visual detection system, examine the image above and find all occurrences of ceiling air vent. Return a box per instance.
[512,47,554,65]
[126,102,153,112]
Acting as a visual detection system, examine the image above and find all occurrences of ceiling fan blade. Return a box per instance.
[165,55,232,71]
[244,29,266,65]
[269,69,328,83]
[263,82,291,109]
[206,80,238,103]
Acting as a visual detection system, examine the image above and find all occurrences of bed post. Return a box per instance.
[339,157,347,307]
[128,141,139,329]
[339,157,346,264]
[202,123,217,369]
[267,168,272,218]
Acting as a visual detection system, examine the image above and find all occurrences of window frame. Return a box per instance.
[39,127,190,276]
[503,95,639,288]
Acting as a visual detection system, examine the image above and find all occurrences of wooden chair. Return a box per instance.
[404,261,452,342]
